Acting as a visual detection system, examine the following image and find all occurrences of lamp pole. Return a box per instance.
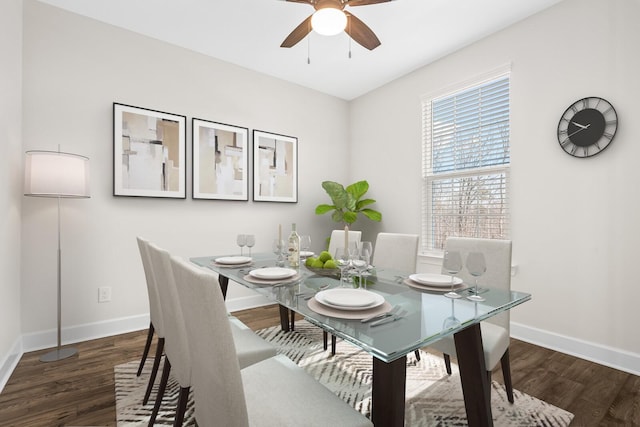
[40,196,77,362]
[24,148,90,362]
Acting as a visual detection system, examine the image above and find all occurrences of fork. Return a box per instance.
[370,308,408,327]
[361,304,400,323]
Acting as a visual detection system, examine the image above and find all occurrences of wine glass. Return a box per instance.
[355,242,373,288]
[245,235,255,257]
[237,234,247,256]
[334,246,351,287]
[359,242,373,264]
[300,235,311,256]
[443,250,463,299]
[272,238,285,267]
[352,253,368,289]
[442,298,461,331]
[466,251,486,302]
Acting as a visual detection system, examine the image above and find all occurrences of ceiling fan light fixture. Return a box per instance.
[311,7,347,36]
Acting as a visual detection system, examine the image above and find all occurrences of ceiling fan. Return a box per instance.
[280,0,391,51]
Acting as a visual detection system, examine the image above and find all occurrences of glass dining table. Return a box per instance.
[191,253,531,427]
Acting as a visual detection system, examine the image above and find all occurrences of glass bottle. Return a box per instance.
[288,223,300,267]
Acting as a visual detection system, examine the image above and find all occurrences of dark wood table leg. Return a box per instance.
[278,304,290,332]
[218,275,229,300]
[454,323,493,427]
[372,356,406,427]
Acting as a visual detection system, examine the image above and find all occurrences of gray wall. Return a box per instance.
[350,0,640,371]
[0,0,24,388]
[20,1,350,347]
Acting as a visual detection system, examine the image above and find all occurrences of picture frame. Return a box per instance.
[253,130,298,203]
[192,118,249,200]
[113,103,186,198]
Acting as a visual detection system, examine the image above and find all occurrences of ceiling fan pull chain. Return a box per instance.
[307,19,311,64]
[348,15,352,59]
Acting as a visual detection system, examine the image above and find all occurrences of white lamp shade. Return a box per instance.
[311,8,347,36]
[24,150,90,198]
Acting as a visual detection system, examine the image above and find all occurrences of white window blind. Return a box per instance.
[421,73,510,252]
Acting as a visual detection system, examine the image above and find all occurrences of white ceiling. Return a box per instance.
[38,0,562,100]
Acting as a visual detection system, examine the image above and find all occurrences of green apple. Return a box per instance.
[323,260,337,269]
[318,251,332,263]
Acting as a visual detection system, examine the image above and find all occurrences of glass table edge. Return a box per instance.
[191,255,532,364]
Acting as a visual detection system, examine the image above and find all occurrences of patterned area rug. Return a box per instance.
[115,321,574,426]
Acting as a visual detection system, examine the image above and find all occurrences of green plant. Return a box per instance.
[315,180,382,225]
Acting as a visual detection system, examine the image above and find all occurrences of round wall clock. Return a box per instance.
[557,96,618,158]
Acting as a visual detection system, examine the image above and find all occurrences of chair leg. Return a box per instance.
[149,357,172,427]
[323,331,328,350]
[137,322,155,376]
[443,353,452,375]
[143,337,164,405]
[331,334,336,355]
[414,349,421,361]
[501,349,514,403]
[174,386,190,427]
[290,309,295,331]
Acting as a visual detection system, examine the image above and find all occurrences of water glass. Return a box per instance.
[272,238,285,267]
[300,235,312,254]
[466,251,486,302]
[334,246,351,287]
[353,253,370,289]
[237,234,247,256]
[443,250,463,299]
[245,235,255,256]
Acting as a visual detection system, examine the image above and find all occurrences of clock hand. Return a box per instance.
[571,121,589,129]
[567,123,591,138]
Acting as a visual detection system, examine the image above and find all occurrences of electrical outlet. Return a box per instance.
[98,287,111,303]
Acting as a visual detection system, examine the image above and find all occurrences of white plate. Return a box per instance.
[300,251,315,258]
[215,256,252,265]
[404,278,467,293]
[315,289,385,310]
[409,273,463,287]
[249,267,297,280]
[308,298,392,319]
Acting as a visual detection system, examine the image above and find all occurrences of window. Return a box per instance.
[421,71,510,252]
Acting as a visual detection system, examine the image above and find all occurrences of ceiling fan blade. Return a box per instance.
[346,0,391,6]
[281,15,313,48]
[344,12,381,50]
[284,0,314,4]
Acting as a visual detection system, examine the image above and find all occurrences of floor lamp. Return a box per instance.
[24,149,90,362]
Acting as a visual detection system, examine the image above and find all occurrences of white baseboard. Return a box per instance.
[21,313,150,353]
[511,321,640,376]
[225,294,275,313]
[0,337,23,393]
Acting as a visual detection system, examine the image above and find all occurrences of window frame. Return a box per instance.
[421,66,511,254]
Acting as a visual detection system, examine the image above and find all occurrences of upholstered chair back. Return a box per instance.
[372,232,419,273]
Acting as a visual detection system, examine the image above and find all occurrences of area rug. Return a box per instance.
[115,321,574,426]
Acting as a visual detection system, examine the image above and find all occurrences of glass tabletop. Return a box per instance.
[191,253,531,363]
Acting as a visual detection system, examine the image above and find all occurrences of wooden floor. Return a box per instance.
[0,304,638,426]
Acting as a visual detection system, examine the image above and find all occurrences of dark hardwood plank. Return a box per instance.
[0,304,637,426]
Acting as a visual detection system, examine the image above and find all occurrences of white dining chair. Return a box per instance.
[372,232,419,273]
[146,242,192,426]
[135,237,166,406]
[371,232,422,360]
[170,255,373,427]
[146,242,278,426]
[428,237,514,403]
